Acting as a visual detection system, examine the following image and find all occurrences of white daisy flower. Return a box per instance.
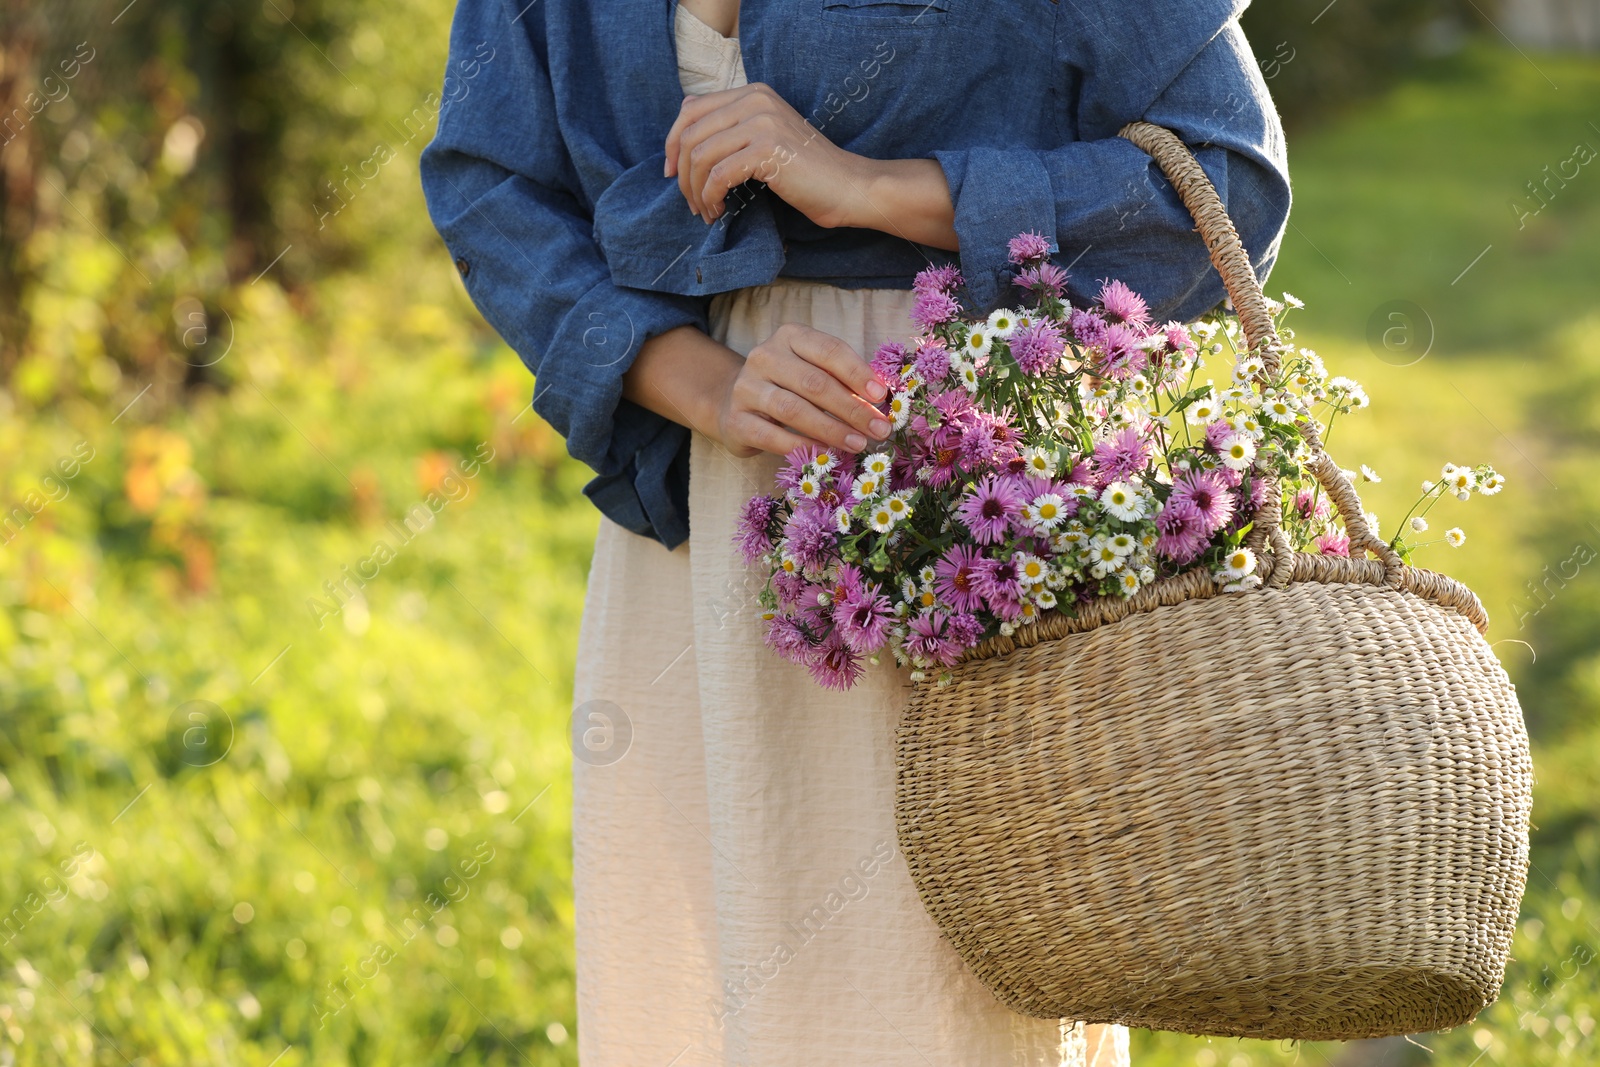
[851,473,882,500]
[1446,527,1466,548]
[1220,435,1257,471]
[811,451,837,473]
[1186,395,1220,425]
[956,361,980,393]
[887,391,913,429]
[1219,546,1257,580]
[1029,493,1068,530]
[1138,565,1156,584]
[1445,467,1477,495]
[834,507,852,534]
[1234,355,1266,382]
[796,475,822,499]
[1282,291,1304,308]
[1480,471,1505,495]
[1260,394,1298,423]
[1100,481,1147,522]
[1035,589,1058,610]
[919,565,938,585]
[900,577,919,601]
[1106,532,1138,556]
[1360,465,1382,483]
[885,491,914,520]
[869,505,896,533]
[962,326,993,359]
[1422,480,1436,494]
[1223,574,1264,593]
[862,453,892,476]
[1014,553,1048,586]
[986,308,1020,337]
[1087,540,1127,571]
[1118,572,1141,596]
[1410,516,1429,532]
[1023,446,1058,479]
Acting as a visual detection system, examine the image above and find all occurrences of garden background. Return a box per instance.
[1,0,1598,1063]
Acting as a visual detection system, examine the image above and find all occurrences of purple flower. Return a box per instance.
[906,611,963,667]
[1169,469,1235,534]
[1007,231,1053,264]
[1097,322,1148,380]
[772,571,810,609]
[1098,278,1150,328]
[1204,419,1234,453]
[934,544,988,613]
[913,263,963,294]
[1315,531,1351,557]
[764,613,813,663]
[913,342,952,383]
[1163,322,1195,355]
[807,631,864,690]
[1154,498,1210,564]
[946,612,986,648]
[972,556,1024,619]
[835,582,893,654]
[1068,307,1108,348]
[911,289,962,331]
[956,474,1025,544]
[734,495,779,566]
[870,341,907,382]
[1092,427,1153,484]
[781,504,837,570]
[1294,487,1332,522]
[1010,320,1065,375]
[1014,262,1068,298]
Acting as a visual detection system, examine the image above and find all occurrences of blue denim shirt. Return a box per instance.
[420,0,1291,550]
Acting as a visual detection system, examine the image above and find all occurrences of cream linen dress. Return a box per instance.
[567,7,1133,1066]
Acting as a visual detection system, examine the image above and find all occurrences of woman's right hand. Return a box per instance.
[714,322,894,459]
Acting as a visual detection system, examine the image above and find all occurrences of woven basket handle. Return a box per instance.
[1115,121,1404,585]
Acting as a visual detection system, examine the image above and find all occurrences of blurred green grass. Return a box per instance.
[1,38,1598,1067]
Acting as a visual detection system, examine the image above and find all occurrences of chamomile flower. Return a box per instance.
[811,451,838,473]
[1087,539,1128,573]
[1220,434,1257,472]
[1035,588,1058,610]
[1022,446,1058,479]
[887,391,913,429]
[1411,516,1429,532]
[885,491,914,521]
[1015,552,1048,586]
[869,504,897,533]
[1480,471,1505,495]
[1186,394,1221,425]
[1234,355,1266,382]
[1100,481,1148,521]
[1028,493,1068,530]
[961,326,993,359]
[986,308,1020,337]
[1360,465,1381,483]
[1446,527,1466,548]
[1106,532,1138,556]
[1260,393,1299,423]
[834,507,852,534]
[861,453,892,477]
[796,475,822,499]
[1118,572,1142,596]
[1444,467,1476,496]
[853,473,884,500]
[1219,546,1257,580]
[955,360,980,393]
[1282,291,1304,308]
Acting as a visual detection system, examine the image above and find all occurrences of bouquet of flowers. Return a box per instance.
[734,232,1503,689]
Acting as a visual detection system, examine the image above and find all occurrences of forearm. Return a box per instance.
[839,156,960,252]
[621,324,742,443]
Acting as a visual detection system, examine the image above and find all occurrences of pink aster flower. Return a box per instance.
[913,263,963,294]
[911,289,962,331]
[781,504,837,570]
[956,474,1024,543]
[807,630,863,690]
[913,342,952,383]
[906,611,963,667]
[1169,469,1235,534]
[1204,419,1234,453]
[734,495,779,566]
[1068,307,1108,348]
[1010,320,1066,375]
[764,613,813,664]
[1014,262,1069,299]
[1096,322,1148,380]
[1315,531,1351,556]
[971,556,1024,619]
[1093,427,1153,484]
[1098,278,1150,328]
[1008,230,1053,264]
[946,612,986,648]
[1154,498,1210,564]
[1294,487,1333,522]
[835,582,893,654]
[870,341,907,382]
[934,544,988,613]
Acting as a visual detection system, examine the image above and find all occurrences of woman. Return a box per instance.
[421,1,1290,1063]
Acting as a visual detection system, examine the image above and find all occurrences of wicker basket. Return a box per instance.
[892,121,1534,1042]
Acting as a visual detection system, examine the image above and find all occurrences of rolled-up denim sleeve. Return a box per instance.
[929,18,1291,323]
[419,0,707,549]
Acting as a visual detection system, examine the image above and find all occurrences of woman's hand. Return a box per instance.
[665,83,866,229]
[715,322,893,458]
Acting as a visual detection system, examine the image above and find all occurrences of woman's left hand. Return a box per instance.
[665,83,866,230]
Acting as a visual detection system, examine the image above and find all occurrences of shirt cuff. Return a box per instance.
[929,146,1059,312]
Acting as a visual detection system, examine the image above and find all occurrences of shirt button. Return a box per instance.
[455,257,471,278]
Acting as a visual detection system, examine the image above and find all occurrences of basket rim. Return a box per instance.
[956,550,1489,667]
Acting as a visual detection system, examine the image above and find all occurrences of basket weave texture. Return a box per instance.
[891,122,1534,1041]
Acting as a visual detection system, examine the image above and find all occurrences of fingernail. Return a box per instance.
[866,380,887,402]
[845,433,868,452]
[663,157,670,177]
[869,419,891,438]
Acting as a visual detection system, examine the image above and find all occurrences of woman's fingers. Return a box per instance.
[767,351,891,443]
[722,409,811,458]
[755,382,869,453]
[786,324,891,405]
[687,130,761,222]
